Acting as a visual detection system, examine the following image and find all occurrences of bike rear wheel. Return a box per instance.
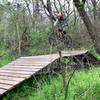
[48,32,73,48]
[63,35,73,48]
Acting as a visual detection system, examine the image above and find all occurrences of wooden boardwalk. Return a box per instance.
[0,50,87,97]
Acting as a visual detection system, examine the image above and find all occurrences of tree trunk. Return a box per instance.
[16,22,21,56]
[73,0,100,54]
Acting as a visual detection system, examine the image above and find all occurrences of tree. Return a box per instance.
[73,0,100,54]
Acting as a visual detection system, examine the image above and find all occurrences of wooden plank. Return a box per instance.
[13,61,53,64]
[15,59,56,63]
[9,63,50,67]
[0,79,19,85]
[62,50,87,54]
[0,73,31,78]
[1,68,38,71]
[4,65,45,69]
[0,84,14,90]
[0,89,7,95]
[4,64,45,67]
[0,68,41,74]
[62,50,88,57]
[0,76,24,81]
[12,61,51,63]
[20,54,59,59]
[0,70,39,75]
[15,59,56,64]
[1,67,44,72]
[16,58,56,62]
[16,58,55,60]
[8,63,49,66]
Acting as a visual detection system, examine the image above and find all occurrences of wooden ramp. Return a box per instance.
[0,50,88,97]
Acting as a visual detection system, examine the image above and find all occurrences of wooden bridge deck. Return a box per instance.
[0,50,87,97]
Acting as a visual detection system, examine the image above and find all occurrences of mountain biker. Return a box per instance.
[54,12,65,44]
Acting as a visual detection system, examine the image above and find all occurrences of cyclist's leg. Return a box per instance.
[55,29,63,44]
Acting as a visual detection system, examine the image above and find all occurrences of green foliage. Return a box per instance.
[95,54,100,59]
[30,31,48,46]
[90,48,100,60]
[28,31,49,55]
[0,47,13,67]
[28,31,57,55]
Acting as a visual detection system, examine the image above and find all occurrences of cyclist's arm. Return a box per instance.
[54,18,58,27]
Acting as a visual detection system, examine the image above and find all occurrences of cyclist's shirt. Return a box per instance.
[54,16,66,30]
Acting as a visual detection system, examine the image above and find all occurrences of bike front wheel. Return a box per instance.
[48,33,56,46]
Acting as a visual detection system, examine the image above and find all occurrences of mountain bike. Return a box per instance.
[48,30,73,48]
[48,12,73,48]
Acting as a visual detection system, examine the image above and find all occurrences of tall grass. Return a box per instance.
[2,66,100,100]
